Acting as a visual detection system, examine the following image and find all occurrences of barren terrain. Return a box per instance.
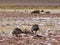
[0,0,60,45]
[0,10,60,45]
[0,0,60,6]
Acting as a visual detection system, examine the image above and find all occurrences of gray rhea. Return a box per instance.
[31,24,39,34]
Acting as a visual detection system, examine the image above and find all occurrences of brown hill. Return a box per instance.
[0,0,60,6]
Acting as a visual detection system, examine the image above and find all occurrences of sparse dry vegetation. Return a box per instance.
[0,5,60,10]
[0,9,59,45]
[0,0,60,45]
[45,11,50,14]
[31,10,40,13]
[40,10,44,12]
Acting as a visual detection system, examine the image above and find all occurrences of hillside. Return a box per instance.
[0,0,60,3]
[0,0,60,6]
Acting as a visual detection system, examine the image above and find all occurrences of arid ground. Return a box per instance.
[0,0,60,45]
[0,9,59,45]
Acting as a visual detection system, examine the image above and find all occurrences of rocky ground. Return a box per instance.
[0,30,60,45]
[0,11,60,45]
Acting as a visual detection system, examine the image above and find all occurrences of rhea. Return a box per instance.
[12,28,22,37]
[31,24,39,34]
